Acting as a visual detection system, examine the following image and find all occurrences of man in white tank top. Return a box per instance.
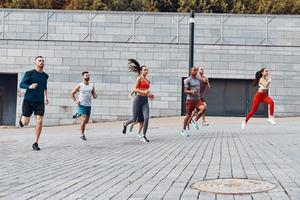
[71,71,97,141]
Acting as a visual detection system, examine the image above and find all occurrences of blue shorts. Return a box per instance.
[77,105,91,117]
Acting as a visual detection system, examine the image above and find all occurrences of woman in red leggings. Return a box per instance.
[242,68,276,129]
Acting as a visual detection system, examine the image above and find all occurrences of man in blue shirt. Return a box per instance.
[19,56,49,151]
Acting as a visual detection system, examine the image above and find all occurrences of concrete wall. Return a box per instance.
[0,9,300,125]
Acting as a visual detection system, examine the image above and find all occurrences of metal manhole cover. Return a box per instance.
[191,179,277,194]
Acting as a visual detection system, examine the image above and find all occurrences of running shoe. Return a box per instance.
[80,135,87,141]
[180,130,189,137]
[202,121,209,126]
[140,137,147,142]
[72,113,81,119]
[32,143,40,151]
[267,117,276,125]
[122,123,127,134]
[191,119,199,130]
[19,116,24,128]
[129,124,134,132]
[137,132,143,138]
[143,136,150,142]
[241,120,246,129]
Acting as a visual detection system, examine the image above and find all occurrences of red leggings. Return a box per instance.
[245,92,274,122]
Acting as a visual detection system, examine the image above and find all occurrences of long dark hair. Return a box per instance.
[253,68,266,87]
[128,59,146,75]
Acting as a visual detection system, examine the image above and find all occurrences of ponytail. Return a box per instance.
[253,68,265,87]
[128,59,142,74]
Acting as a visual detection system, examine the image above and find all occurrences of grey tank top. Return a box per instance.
[184,76,201,100]
[78,82,94,107]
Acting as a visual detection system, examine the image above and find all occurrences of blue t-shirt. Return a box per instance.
[20,70,49,102]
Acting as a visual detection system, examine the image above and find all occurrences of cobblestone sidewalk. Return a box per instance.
[0,117,299,200]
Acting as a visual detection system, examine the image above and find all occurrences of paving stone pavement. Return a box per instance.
[0,116,300,200]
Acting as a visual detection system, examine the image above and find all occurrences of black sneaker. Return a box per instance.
[143,136,150,142]
[80,135,87,141]
[32,143,40,151]
[19,116,24,128]
[72,113,81,119]
[122,123,127,134]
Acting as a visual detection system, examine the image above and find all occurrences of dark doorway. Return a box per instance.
[0,73,18,126]
[181,78,267,117]
[0,87,3,125]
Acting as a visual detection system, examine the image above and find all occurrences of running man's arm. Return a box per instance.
[185,89,195,95]
[20,71,36,89]
[92,86,97,99]
[70,84,80,104]
[207,77,211,88]
[44,75,49,105]
[44,90,49,105]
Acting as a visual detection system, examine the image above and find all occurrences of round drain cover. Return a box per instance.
[191,179,277,194]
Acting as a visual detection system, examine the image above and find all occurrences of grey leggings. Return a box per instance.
[125,96,149,136]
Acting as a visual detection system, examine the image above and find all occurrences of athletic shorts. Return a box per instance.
[77,105,91,117]
[185,99,204,115]
[22,100,45,117]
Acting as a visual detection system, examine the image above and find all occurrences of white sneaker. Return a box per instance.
[202,121,209,126]
[129,124,134,132]
[267,117,276,125]
[180,130,186,136]
[191,119,199,130]
[180,130,189,137]
[241,121,246,129]
[137,133,143,138]
[140,137,147,142]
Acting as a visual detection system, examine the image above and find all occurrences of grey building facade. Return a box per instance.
[0,9,299,126]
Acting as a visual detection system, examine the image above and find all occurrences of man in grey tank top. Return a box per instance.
[181,67,206,136]
[71,71,97,141]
